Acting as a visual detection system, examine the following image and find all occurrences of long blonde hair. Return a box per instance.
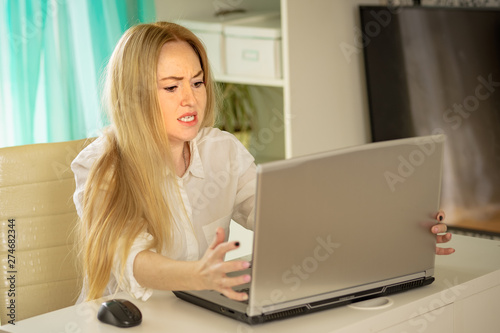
[80,22,216,301]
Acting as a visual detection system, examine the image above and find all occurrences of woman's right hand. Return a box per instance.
[194,227,251,301]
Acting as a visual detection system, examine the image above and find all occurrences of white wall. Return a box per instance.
[282,0,381,158]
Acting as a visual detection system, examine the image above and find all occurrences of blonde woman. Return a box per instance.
[72,22,454,303]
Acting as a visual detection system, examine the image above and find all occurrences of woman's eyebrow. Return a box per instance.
[159,70,203,82]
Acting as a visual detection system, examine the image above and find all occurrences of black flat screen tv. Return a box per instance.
[360,5,500,224]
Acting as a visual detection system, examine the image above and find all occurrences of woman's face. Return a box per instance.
[157,40,207,147]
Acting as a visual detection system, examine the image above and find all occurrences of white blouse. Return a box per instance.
[71,127,256,301]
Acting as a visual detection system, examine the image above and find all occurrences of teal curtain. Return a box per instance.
[0,0,156,148]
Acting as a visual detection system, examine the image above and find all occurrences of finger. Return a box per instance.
[222,260,251,275]
[222,273,252,289]
[220,288,244,301]
[435,246,455,255]
[209,227,226,250]
[220,287,249,302]
[436,232,452,244]
[436,210,446,222]
[213,266,250,288]
[212,241,242,259]
[432,223,448,234]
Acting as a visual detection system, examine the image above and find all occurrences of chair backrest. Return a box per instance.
[0,138,93,324]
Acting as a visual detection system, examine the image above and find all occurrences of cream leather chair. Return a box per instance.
[0,138,93,324]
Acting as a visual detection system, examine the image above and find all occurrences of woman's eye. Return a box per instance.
[193,81,204,88]
[164,86,177,92]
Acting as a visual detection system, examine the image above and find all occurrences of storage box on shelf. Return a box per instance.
[224,16,282,79]
[177,12,279,78]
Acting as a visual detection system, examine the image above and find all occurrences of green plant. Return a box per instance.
[216,83,257,133]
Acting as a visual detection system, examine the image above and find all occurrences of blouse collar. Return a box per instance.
[183,131,205,179]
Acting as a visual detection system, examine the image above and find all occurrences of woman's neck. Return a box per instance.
[171,141,189,177]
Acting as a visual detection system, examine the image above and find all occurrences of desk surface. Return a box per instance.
[2,234,500,333]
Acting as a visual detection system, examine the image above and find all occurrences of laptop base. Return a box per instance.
[173,276,435,325]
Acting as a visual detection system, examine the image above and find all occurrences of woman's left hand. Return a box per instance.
[432,210,455,255]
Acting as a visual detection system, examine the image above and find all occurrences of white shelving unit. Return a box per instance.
[155,0,381,160]
[214,74,284,88]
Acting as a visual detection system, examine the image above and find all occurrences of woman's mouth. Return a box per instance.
[178,115,195,122]
[177,113,198,126]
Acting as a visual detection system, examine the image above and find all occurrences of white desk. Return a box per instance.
[2,234,500,333]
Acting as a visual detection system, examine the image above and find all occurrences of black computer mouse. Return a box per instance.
[97,299,142,328]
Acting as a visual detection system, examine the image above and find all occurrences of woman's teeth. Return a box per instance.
[179,115,195,122]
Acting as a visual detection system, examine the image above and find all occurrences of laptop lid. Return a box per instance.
[247,134,444,316]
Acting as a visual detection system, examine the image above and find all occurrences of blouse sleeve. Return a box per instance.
[71,136,155,301]
[112,233,156,301]
[71,136,106,218]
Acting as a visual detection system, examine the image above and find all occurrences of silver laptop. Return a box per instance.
[174,135,445,324]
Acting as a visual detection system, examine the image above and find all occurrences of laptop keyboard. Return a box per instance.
[237,287,250,294]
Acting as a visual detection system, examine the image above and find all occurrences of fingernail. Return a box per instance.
[243,261,250,269]
[437,212,444,222]
[235,241,240,247]
[244,275,251,283]
[433,226,438,233]
[242,293,248,301]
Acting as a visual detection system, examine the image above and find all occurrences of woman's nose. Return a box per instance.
[180,86,196,106]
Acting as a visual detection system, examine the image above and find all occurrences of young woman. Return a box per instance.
[72,22,454,303]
